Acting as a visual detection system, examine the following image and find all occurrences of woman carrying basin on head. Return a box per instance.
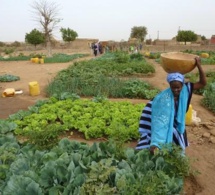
[136,57,206,154]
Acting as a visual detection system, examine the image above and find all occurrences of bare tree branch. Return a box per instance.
[31,0,62,56]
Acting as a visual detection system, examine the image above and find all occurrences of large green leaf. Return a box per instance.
[10,158,30,175]
[41,151,58,163]
[74,166,83,175]
[118,160,132,171]
[55,165,68,184]
[72,174,85,188]
[71,153,81,166]
[0,136,19,148]
[39,161,56,188]
[0,120,17,134]
[3,175,43,195]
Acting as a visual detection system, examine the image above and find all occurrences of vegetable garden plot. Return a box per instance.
[0,119,192,194]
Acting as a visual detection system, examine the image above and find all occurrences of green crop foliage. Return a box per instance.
[0,53,88,62]
[202,82,215,113]
[44,53,88,63]
[185,70,215,113]
[0,120,194,195]
[46,51,158,99]
[0,74,20,82]
[12,99,145,142]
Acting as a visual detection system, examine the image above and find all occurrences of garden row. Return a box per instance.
[45,52,160,99]
[0,118,192,194]
[0,53,88,63]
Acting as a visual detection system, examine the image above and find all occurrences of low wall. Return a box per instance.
[143,44,215,52]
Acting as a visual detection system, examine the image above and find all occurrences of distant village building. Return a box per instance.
[210,35,215,44]
[128,38,138,45]
[196,35,202,43]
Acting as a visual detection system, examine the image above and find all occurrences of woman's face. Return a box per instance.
[169,81,183,97]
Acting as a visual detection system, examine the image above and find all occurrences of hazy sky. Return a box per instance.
[1,0,215,42]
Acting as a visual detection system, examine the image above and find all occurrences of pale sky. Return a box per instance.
[1,0,215,42]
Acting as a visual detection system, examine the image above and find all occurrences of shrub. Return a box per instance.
[10,41,21,47]
[202,82,215,113]
[0,41,5,47]
[3,48,15,55]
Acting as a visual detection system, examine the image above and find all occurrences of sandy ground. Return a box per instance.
[0,53,215,194]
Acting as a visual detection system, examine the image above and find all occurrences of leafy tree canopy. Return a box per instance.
[25,29,45,47]
[60,28,78,43]
[201,35,206,41]
[176,30,197,45]
[130,26,147,42]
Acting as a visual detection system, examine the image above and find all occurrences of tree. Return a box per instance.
[130,26,147,42]
[25,29,45,48]
[60,28,78,43]
[31,0,61,56]
[176,30,197,45]
[201,35,206,41]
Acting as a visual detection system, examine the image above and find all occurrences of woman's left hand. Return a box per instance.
[195,56,201,67]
